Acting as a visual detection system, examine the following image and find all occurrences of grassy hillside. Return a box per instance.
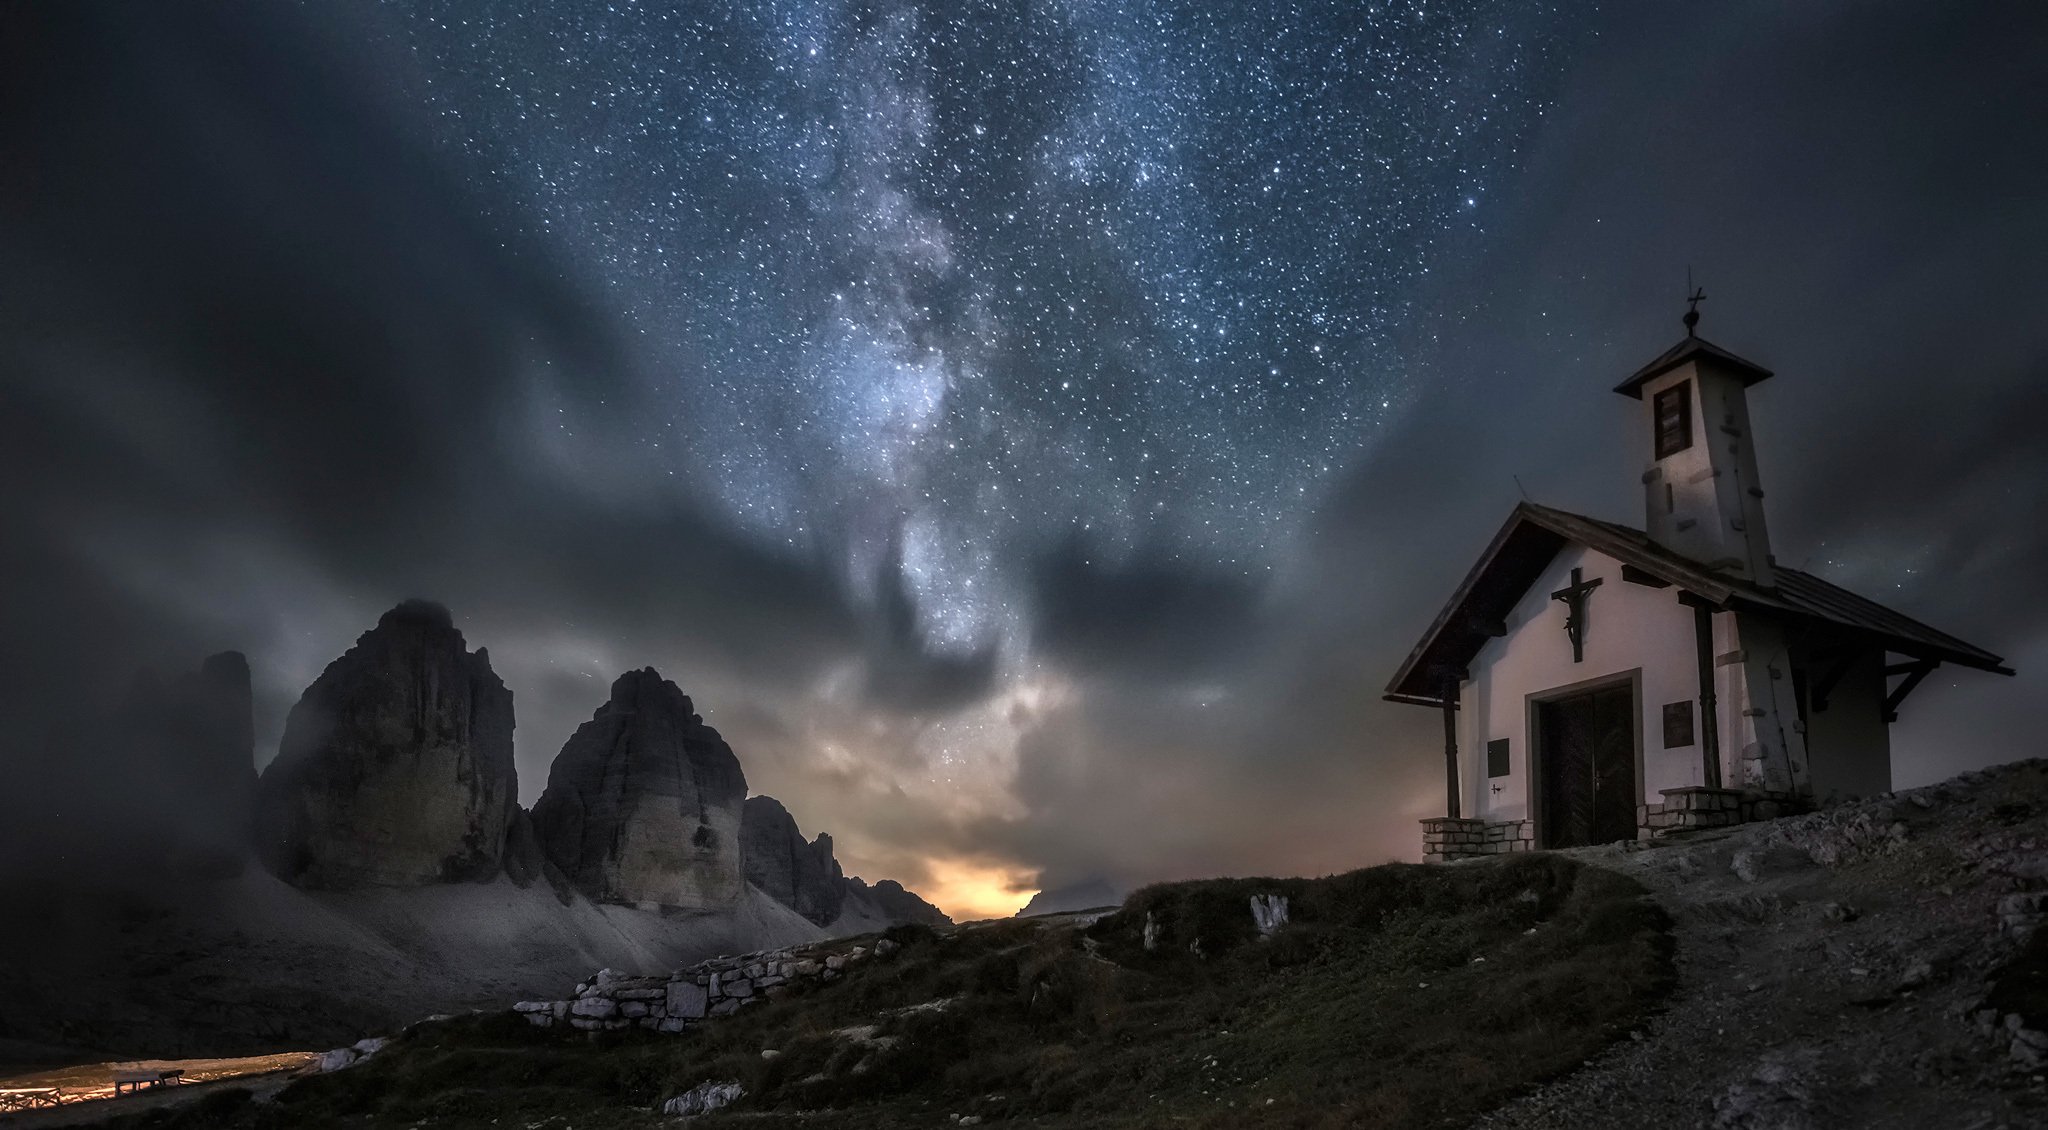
[117,854,1671,1129]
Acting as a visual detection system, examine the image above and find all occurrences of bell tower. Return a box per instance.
[1615,296,1776,586]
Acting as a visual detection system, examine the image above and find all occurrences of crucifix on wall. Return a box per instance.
[1550,567,1603,663]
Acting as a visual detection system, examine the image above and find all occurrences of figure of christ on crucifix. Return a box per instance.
[1551,566,1602,663]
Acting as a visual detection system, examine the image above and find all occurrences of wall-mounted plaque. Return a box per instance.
[1486,738,1511,778]
[1662,700,1695,748]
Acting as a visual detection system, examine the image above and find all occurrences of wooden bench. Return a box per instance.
[111,1068,183,1096]
[0,1087,63,1110]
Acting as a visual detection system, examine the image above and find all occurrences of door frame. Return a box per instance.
[1525,667,1644,849]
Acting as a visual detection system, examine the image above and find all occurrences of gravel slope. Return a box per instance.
[1474,759,2048,1130]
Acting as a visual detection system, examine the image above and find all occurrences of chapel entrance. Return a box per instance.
[1536,682,1637,848]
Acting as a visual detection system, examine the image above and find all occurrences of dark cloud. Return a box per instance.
[0,2,871,870]
[856,528,1001,713]
[1027,537,1269,682]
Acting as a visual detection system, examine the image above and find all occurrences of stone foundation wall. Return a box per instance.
[1638,787,1806,839]
[1422,817,1534,862]
[513,937,900,1034]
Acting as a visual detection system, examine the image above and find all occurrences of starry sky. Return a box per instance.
[4,2,2047,918]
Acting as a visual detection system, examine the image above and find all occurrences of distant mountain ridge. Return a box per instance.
[1016,878,1127,918]
[241,599,944,931]
[741,794,952,928]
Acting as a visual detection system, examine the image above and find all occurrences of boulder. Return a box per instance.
[666,979,708,1020]
[741,795,846,926]
[253,600,517,888]
[1250,893,1289,937]
[530,669,748,909]
[662,1080,744,1116]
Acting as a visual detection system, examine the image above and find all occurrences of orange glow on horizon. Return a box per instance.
[916,858,1038,922]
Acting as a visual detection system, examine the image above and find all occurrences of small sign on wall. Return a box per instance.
[1486,738,1510,778]
[1662,700,1695,748]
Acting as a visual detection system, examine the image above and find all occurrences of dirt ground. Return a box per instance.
[1474,759,2048,1130]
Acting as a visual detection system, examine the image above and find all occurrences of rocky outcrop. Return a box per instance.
[254,600,517,888]
[740,795,954,928]
[741,795,846,926]
[848,877,952,927]
[1015,878,1126,918]
[116,650,256,877]
[530,669,748,909]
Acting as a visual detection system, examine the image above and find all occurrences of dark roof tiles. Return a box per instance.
[1614,335,1775,398]
[1384,502,2010,705]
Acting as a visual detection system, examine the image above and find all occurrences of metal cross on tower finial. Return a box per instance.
[1683,267,1706,337]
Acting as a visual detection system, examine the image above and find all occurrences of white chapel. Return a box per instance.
[1386,314,2012,861]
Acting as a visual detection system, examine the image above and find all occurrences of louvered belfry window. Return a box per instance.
[1654,380,1693,459]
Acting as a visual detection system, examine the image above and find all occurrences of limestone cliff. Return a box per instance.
[254,600,517,888]
[846,876,952,927]
[741,795,846,926]
[530,669,748,909]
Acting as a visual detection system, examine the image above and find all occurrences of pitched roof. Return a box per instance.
[1613,334,1774,399]
[1383,502,2012,706]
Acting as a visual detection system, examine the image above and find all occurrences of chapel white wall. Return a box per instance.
[1458,544,1714,823]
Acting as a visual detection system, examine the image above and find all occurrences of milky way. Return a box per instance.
[373,0,1566,674]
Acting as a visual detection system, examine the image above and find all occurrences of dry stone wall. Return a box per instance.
[1426,786,1816,861]
[1421,817,1533,862]
[513,937,902,1034]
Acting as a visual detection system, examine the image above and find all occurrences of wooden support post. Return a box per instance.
[1883,659,1938,723]
[1810,651,1857,712]
[1441,676,1461,820]
[1686,596,1722,789]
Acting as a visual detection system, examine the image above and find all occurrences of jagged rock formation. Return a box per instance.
[740,794,955,928]
[253,600,517,888]
[501,807,576,905]
[530,669,748,909]
[116,651,256,877]
[741,795,847,926]
[848,876,952,926]
[1015,877,1126,918]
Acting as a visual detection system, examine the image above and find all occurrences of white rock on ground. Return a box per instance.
[662,1080,744,1116]
[1250,893,1289,938]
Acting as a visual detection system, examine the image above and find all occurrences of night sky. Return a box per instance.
[4,2,2046,918]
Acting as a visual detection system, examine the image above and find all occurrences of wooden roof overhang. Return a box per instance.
[1613,335,1774,399]
[1384,502,2012,708]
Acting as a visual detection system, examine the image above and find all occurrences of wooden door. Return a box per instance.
[1538,683,1637,848]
